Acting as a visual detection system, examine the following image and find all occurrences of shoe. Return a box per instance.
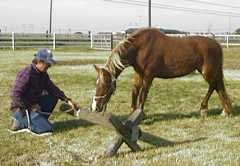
[8,118,29,133]
[7,128,30,134]
[29,131,52,137]
[8,128,52,137]
[9,117,52,136]
[9,117,19,131]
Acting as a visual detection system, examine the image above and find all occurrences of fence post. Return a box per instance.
[110,33,113,50]
[226,35,229,48]
[90,32,93,49]
[53,32,56,50]
[101,35,103,49]
[12,32,15,51]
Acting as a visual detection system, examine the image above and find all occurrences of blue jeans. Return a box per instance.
[12,94,58,134]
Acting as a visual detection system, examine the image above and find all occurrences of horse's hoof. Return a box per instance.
[221,109,232,117]
[200,109,208,117]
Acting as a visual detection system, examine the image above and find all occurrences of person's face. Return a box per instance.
[36,60,51,72]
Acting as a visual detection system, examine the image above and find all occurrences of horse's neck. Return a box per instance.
[105,53,128,79]
[105,61,123,79]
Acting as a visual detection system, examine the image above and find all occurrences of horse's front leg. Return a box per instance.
[136,76,153,110]
[131,73,143,112]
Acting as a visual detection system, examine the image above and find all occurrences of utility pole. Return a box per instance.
[49,0,53,34]
[228,16,231,34]
[148,0,151,27]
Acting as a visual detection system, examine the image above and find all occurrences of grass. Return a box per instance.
[0,48,240,165]
[223,47,240,69]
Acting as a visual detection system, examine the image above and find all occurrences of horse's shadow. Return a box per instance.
[232,105,240,116]
[112,132,206,157]
[140,132,206,147]
[142,105,240,125]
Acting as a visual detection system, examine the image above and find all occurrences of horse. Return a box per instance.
[91,28,233,116]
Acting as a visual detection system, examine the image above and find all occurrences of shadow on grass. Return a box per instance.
[142,105,240,125]
[115,132,206,157]
[140,132,206,147]
[139,131,175,147]
[198,105,240,117]
[142,112,200,125]
[53,119,94,133]
[233,105,240,116]
[140,133,207,154]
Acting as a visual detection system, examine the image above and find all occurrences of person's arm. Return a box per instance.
[45,74,79,110]
[45,74,68,101]
[11,69,31,110]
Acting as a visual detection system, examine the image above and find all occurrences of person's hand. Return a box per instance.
[31,104,41,112]
[67,99,80,110]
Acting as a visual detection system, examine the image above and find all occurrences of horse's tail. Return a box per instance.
[215,41,224,80]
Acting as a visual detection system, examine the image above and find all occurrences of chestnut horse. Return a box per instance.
[91,28,232,116]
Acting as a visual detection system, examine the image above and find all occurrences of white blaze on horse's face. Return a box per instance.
[91,78,99,112]
[92,65,115,112]
[91,96,97,112]
[96,78,100,84]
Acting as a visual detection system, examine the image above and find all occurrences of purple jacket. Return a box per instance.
[10,64,68,110]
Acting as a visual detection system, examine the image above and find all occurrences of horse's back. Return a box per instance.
[131,28,223,78]
[184,36,223,69]
[163,36,222,77]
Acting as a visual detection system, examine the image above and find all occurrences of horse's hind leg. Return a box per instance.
[200,82,215,116]
[215,78,233,116]
[199,65,217,116]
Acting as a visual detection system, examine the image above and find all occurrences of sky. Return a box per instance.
[0,0,240,33]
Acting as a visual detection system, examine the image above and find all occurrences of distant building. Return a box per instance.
[125,28,188,35]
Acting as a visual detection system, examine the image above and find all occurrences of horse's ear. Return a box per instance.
[93,64,100,73]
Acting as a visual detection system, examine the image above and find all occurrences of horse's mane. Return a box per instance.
[112,35,135,55]
[104,36,135,77]
[111,28,166,56]
[104,28,165,77]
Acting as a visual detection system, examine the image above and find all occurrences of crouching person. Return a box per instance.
[9,48,79,136]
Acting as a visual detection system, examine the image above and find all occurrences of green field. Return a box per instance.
[0,48,240,165]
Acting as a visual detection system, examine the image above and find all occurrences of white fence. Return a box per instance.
[0,32,90,50]
[90,33,240,50]
[90,33,112,50]
[90,33,126,50]
[167,34,240,48]
[214,35,240,48]
[1,32,240,50]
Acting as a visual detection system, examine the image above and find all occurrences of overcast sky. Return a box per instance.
[0,0,240,33]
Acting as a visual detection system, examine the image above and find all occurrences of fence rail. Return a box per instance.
[1,32,240,51]
[91,33,240,50]
[90,33,126,50]
[167,34,240,48]
[0,33,90,50]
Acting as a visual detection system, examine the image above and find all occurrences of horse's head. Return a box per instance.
[91,64,116,112]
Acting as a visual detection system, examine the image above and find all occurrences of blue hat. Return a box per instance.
[34,48,56,64]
